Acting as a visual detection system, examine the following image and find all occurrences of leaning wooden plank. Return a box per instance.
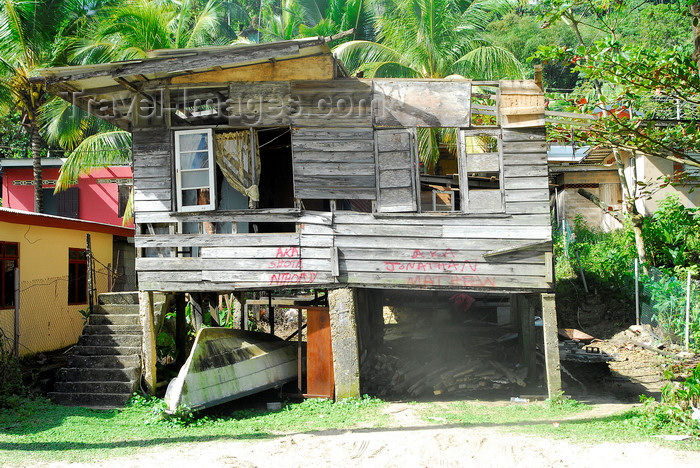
[483,239,553,259]
[164,328,298,413]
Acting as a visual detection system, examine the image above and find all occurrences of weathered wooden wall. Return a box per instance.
[132,78,553,294]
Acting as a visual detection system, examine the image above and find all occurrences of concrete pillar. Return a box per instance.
[139,291,157,395]
[541,292,562,398]
[328,288,361,400]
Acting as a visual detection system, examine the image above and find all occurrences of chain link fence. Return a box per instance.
[0,263,116,357]
[640,267,700,350]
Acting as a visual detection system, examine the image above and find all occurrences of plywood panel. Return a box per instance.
[373,79,471,127]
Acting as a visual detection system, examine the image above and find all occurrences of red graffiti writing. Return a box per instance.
[270,258,301,270]
[406,275,496,288]
[384,259,477,273]
[269,272,318,286]
[411,248,456,259]
[276,247,300,258]
[269,259,303,269]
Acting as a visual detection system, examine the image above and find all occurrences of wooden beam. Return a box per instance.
[577,188,625,224]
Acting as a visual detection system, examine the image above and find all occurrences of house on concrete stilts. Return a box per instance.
[37,34,561,404]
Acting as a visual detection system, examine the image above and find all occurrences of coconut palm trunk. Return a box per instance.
[30,122,43,213]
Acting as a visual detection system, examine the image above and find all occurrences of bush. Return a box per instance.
[0,333,24,408]
[636,363,700,436]
[642,195,700,276]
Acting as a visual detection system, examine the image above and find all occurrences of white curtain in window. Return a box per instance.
[214,130,260,208]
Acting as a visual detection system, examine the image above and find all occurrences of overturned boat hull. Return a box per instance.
[165,328,298,412]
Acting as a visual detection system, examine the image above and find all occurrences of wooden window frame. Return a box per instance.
[458,128,505,214]
[0,242,19,309]
[68,248,87,305]
[174,128,217,212]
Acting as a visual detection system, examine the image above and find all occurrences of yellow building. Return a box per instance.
[0,208,133,356]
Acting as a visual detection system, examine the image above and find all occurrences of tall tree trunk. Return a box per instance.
[31,122,44,213]
[613,147,648,273]
[692,4,700,73]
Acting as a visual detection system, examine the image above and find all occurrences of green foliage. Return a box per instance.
[0,111,29,158]
[0,333,24,408]
[641,269,700,349]
[555,215,636,291]
[485,10,581,87]
[642,195,700,274]
[635,364,700,437]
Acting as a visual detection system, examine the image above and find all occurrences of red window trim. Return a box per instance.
[68,248,87,305]
[0,241,19,310]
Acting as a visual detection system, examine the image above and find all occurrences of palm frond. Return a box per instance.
[453,45,525,79]
[56,130,132,191]
[333,40,407,74]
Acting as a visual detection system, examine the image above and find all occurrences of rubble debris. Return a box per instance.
[362,319,528,398]
[559,340,615,363]
[558,328,596,343]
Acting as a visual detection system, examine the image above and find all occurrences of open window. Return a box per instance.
[418,128,461,212]
[174,128,216,211]
[458,129,504,213]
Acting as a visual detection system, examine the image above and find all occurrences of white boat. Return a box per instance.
[164,328,298,413]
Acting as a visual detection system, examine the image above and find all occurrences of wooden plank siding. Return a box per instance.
[132,128,173,216]
[292,128,376,199]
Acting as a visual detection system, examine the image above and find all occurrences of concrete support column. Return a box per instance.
[541,292,562,398]
[328,288,361,400]
[139,291,157,395]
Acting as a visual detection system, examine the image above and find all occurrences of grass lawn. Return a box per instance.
[1,395,698,465]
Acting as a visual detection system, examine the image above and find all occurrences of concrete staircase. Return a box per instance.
[50,292,142,408]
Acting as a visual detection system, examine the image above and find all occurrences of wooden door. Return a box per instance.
[305,306,334,399]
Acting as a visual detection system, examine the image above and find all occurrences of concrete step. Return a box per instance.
[98,292,139,305]
[92,304,140,316]
[59,367,139,383]
[67,354,140,369]
[49,392,134,408]
[83,324,142,335]
[78,334,141,348]
[73,346,141,356]
[89,314,140,326]
[54,381,137,394]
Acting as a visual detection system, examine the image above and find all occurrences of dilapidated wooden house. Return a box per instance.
[38,35,561,404]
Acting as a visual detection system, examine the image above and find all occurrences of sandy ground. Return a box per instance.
[37,401,697,468]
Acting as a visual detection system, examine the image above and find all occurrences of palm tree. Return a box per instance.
[0,0,87,212]
[334,0,524,166]
[48,0,225,198]
[335,0,522,79]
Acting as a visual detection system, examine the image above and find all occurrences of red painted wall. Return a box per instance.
[2,165,134,228]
